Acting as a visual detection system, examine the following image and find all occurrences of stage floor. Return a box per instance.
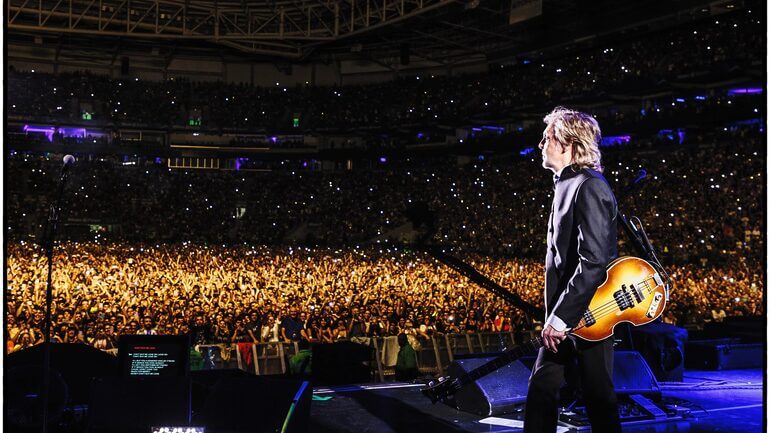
[309,369,764,433]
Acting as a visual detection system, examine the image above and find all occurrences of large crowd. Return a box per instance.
[7,7,763,132]
[4,3,765,355]
[6,241,762,353]
[6,126,764,261]
[5,123,765,352]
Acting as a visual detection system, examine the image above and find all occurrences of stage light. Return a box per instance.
[150,428,204,433]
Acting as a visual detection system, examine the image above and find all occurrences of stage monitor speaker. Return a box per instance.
[120,56,129,75]
[5,343,117,405]
[5,365,68,432]
[448,357,532,416]
[703,317,765,342]
[446,350,660,416]
[195,375,311,433]
[631,322,687,382]
[86,377,190,433]
[611,351,661,397]
[685,339,763,370]
[400,44,410,65]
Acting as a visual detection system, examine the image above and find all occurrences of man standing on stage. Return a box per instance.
[524,107,621,433]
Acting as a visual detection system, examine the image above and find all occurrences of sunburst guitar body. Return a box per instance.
[572,256,667,341]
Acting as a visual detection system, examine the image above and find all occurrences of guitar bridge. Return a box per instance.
[646,293,663,318]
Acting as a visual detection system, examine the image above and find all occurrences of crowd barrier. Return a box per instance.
[196,331,539,381]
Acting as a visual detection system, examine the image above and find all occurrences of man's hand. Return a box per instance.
[541,324,567,353]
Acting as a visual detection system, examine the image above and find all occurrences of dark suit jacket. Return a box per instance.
[545,164,618,329]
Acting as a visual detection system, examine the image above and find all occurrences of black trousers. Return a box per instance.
[523,336,621,433]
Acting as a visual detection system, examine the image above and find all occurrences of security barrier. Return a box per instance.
[196,331,537,381]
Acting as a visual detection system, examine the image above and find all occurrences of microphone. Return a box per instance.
[61,154,75,176]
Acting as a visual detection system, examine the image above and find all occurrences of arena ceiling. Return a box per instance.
[6,0,744,64]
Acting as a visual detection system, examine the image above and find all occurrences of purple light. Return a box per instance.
[235,157,249,171]
[656,129,684,144]
[379,157,387,163]
[416,133,424,139]
[481,125,505,132]
[154,157,162,164]
[270,136,278,144]
[727,87,763,95]
[302,161,308,167]
[519,147,534,156]
[59,127,86,138]
[601,135,632,147]
[23,124,55,142]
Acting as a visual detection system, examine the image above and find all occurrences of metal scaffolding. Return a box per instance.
[7,0,456,58]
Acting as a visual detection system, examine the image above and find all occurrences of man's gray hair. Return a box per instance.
[544,106,603,173]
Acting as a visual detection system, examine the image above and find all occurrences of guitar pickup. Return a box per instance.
[583,310,596,327]
[614,286,635,311]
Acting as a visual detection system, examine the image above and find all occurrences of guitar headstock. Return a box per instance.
[420,375,460,404]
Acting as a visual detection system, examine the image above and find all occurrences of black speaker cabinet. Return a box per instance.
[5,343,117,405]
[685,339,763,370]
[312,341,373,385]
[446,350,660,416]
[612,351,661,397]
[448,357,532,416]
[631,323,688,382]
[86,377,190,433]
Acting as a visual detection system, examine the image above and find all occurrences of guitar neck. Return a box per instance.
[458,336,544,386]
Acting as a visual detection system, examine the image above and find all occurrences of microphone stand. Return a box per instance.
[40,165,71,433]
[616,175,669,284]
[615,173,671,351]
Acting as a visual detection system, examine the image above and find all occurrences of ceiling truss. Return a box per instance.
[7,0,457,57]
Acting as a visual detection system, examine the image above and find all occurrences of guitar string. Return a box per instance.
[567,276,655,333]
[572,275,660,331]
[573,275,657,329]
[570,277,654,331]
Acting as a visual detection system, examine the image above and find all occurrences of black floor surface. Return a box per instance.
[309,369,764,433]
